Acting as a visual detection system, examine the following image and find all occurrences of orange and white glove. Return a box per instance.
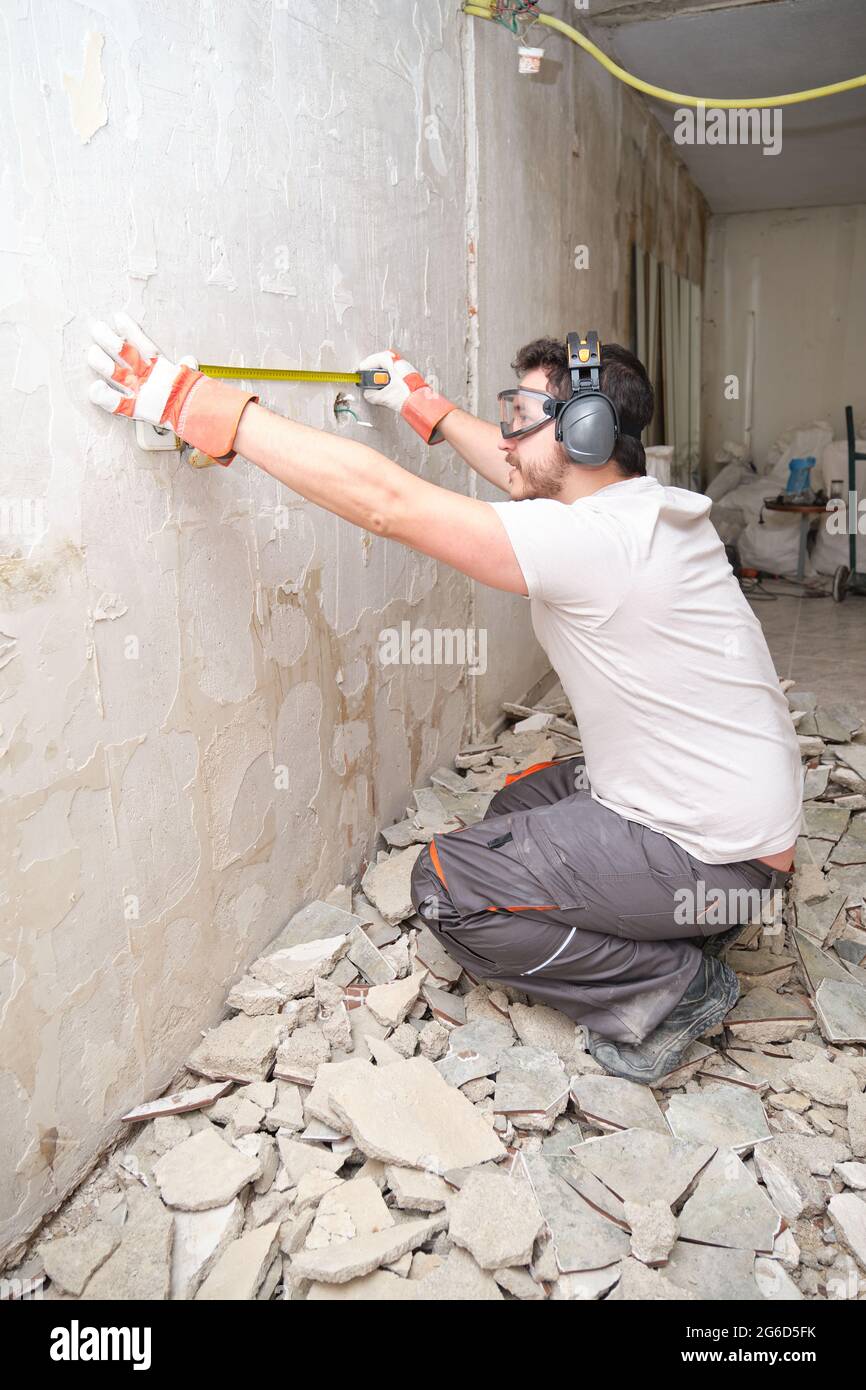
[86,312,259,466]
[358,349,456,445]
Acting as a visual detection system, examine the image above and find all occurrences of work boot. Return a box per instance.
[584,955,740,1087]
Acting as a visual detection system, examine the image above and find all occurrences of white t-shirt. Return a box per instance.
[489,475,803,864]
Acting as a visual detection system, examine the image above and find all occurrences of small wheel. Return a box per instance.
[833,565,850,602]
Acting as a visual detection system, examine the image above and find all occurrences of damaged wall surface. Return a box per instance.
[0,0,706,1263]
[702,204,866,472]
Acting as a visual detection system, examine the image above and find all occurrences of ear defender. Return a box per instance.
[555,331,621,468]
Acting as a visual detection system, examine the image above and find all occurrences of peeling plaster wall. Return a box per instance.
[702,204,866,473]
[470,19,708,728]
[0,0,706,1262]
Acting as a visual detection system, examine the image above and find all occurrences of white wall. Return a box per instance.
[702,204,866,475]
[0,0,706,1263]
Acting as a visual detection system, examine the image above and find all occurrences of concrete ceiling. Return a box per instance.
[582,0,866,213]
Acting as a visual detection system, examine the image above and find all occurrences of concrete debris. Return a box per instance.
[622,1198,679,1265]
[447,1168,544,1269]
[290,1215,445,1284]
[361,845,425,925]
[827,1193,866,1270]
[492,1046,570,1130]
[187,1014,287,1084]
[607,1256,698,1301]
[170,1200,245,1300]
[80,1189,173,1300]
[22,684,866,1304]
[153,1128,262,1211]
[196,1222,282,1300]
[365,969,428,1028]
[346,923,398,986]
[37,1225,121,1297]
[663,1240,765,1300]
[273,1024,331,1085]
[325,1056,506,1172]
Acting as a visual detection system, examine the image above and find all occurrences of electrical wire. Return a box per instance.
[462,3,866,109]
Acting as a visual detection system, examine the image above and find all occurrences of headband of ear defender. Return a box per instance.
[554,331,634,468]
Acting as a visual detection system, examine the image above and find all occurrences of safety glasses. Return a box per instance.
[496,387,561,439]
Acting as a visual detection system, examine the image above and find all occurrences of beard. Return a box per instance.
[508,444,573,499]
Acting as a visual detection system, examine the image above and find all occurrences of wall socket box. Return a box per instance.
[135,420,181,451]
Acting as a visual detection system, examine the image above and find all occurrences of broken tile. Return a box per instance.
[665,1084,772,1154]
[678,1147,781,1252]
[304,1059,374,1131]
[422,982,467,1027]
[788,1052,863,1105]
[306,1268,419,1299]
[153,1127,262,1210]
[273,1024,331,1085]
[346,924,397,987]
[187,1014,287,1084]
[290,1215,444,1284]
[275,1136,344,1186]
[121,1080,234,1124]
[305,1176,394,1249]
[725,986,815,1044]
[38,1226,121,1297]
[834,1160,866,1190]
[412,1244,504,1299]
[550,1265,620,1300]
[195,1222,282,1300]
[606,1256,697,1301]
[170,1199,245,1299]
[361,845,424,925]
[726,947,797,989]
[652,1040,717,1089]
[508,1002,591,1074]
[663,1240,764,1300]
[325,1056,505,1173]
[271,901,361,952]
[385,1165,452,1211]
[365,969,427,1028]
[81,1189,173,1300]
[570,1075,669,1135]
[815,974,866,1044]
[752,1134,849,1221]
[413,925,462,984]
[753,1257,805,1300]
[447,1168,544,1269]
[493,1046,569,1129]
[520,1151,630,1273]
[827,1192,866,1269]
[568,1128,716,1208]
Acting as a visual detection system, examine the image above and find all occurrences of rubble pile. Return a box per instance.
[6,684,866,1301]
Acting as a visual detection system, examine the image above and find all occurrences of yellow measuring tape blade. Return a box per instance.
[199,363,364,384]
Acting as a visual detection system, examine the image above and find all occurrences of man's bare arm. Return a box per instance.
[233,402,528,594]
[437,408,512,493]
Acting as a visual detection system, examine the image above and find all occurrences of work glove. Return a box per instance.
[86,312,259,466]
[358,348,456,445]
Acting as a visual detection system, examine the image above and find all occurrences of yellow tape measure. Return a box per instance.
[197,364,391,387]
[180,363,391,467]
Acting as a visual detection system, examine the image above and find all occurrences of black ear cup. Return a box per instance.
[556,393,619,468]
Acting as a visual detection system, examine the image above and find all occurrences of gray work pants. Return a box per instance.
[409,756,789,1045]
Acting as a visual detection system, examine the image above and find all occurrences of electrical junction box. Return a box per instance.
[135,420,181,451]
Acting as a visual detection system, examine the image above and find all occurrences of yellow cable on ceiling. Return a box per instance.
[462,3,866,109]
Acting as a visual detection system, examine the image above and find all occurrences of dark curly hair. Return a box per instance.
[510,336,654,476]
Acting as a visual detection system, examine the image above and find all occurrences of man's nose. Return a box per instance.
[497,434,511,453]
